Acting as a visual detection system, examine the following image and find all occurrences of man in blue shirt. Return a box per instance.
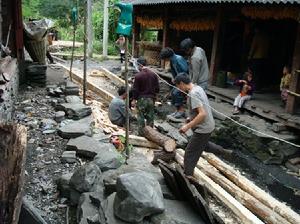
[160,47,188,119]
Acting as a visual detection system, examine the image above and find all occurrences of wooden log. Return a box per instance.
[57,63,115,103]
[202,152,300,224]
[175,149,264,224]
[99,67,125,87]
[152,150,175,165]
[195,158,290,224]
[129,135,160,149]
[0,124,27,224]
[144,126,176,152]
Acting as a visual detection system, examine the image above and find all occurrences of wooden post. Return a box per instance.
[162,7,169,49]
[0,0,2,59]
[83,1,87,104]
[161,7,169,68]
[286,23,300,113]
[102,0,109,58]
[132,10,140,58]
[69,25,76,81]
[209,9,222,86]
[125,37,130,159]
[0,124,27,224]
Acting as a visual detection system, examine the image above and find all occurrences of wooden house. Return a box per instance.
[129,0,300,114]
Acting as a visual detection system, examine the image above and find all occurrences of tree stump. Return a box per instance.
[143,126,176,152]
[0,124,27,224]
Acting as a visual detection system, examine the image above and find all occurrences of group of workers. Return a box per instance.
[109,38,216,177]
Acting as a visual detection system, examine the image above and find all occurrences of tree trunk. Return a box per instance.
[87,0,93,58]
[175,149,264,224]
[129,135,160,149]
[102,0,109,57]
[196,158,290,224]
[202,152,300,224]
[144,126,176,152]
[0,124,27,224]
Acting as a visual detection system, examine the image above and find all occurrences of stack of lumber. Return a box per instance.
[90,99,119,134]
[175,149,300,224]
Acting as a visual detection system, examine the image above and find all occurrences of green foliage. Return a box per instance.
[22,0,123,56]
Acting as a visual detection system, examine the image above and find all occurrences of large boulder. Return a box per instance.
[67,136,116,159]
[70,163,101,193]
[101,152,165,195]
[58,117,92,139]
[93,148,124,171]
[113,172,165,223]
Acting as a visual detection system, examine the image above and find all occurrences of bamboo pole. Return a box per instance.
[125,37,130,160]
[69,25,76,81]
[83,1,87,104]
[202,152,300,224]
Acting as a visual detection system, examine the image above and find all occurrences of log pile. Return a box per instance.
[90,99,119,134]
[175,149,300,224]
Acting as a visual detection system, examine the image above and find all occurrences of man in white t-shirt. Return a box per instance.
[174,74,215,176]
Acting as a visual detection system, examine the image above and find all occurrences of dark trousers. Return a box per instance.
[171,88,185,108]
[120,53,125,63]
[184,132,211,176]
[46,51,54,63]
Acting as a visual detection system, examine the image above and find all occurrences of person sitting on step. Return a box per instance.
[233,71,255,115]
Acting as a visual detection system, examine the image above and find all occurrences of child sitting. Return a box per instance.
[233,72,254,114]
[280,66,292,106]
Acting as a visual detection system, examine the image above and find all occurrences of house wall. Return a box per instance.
[0,0,23,121]
[0,59,19,122]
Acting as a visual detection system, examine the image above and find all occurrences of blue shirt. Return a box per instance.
[170,54,188,78]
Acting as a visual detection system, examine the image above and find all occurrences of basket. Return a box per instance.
[24,39,46,64]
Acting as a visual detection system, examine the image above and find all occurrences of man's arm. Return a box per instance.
[180,106,206,133]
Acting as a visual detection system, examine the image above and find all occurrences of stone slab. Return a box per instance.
[57,117,92,139]
[67,135,116,159]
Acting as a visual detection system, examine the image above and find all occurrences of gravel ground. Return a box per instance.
[14,86,81,223]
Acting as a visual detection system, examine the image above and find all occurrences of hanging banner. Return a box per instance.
[115,3,133,36]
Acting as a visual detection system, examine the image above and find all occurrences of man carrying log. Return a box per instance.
[132,57,159,135]
[175,74,215,177]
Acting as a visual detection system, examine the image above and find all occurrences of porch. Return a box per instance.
[207,85,300,130]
